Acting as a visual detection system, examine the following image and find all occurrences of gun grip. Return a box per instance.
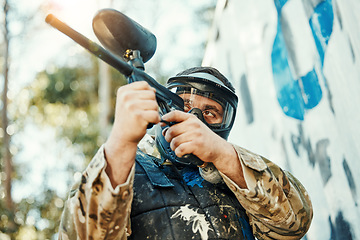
[181,154,204,166]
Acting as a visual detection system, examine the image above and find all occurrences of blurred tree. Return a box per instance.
[1,0,48,237]
[1,0,17,235]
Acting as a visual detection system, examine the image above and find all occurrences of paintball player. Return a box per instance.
[58,67,313,240]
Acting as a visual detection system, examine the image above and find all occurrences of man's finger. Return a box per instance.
[161,110,190,122]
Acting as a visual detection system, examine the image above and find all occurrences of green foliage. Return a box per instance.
[27,60,125,161]
[43,68,96,107]
[29,65,100,160]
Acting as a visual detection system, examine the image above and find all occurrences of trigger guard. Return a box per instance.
[179,154,204,166]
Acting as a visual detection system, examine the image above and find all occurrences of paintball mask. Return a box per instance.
[155,71,238,165]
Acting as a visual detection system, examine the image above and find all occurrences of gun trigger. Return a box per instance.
[160,119,176,126]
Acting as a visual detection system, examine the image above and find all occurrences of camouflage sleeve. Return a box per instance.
[58,145,135,240]
[220,145,313,240]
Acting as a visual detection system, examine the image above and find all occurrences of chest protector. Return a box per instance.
[129,150,255,240]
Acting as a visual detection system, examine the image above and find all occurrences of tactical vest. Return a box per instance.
[129,150,255,240]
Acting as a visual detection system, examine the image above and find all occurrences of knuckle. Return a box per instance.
[192,130,203,138]
[171,137,181,149]
[166,127,174,139]
[153,102,160,111]
[188,113,199,120]
[150,111,160,123]
[139,81,150,88]
[172,110,182,118]
[191,121,202,129]
[125,100,137,111]
[149,90,157,100]
[188,113,197,119]
[133,111,142,119]
[175,145,186,157]
[187,115,201,125]
[116,86,125,96]
[119,90,132,102]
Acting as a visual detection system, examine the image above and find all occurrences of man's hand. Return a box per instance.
[161,110,226,163]
[161,110,247,188]
[105,81,160,187]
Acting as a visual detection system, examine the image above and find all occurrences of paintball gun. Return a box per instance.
[45,9,204,166]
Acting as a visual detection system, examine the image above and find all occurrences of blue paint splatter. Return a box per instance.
[237,213,255,240]
[271,22,305,120]
[310,0,334,67]
[274,0,288,13]
[300,69,323,109]
[271,0,333,120]
[182,170,204,188]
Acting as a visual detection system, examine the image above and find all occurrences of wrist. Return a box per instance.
[104,140,137,187]
[212,142,237,172]
[212,143,247,189]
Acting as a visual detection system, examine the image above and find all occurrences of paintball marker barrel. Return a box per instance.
[45,14,133,77]
[45,13,184,112]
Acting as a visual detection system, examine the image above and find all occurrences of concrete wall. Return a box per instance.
[203,0,360,239]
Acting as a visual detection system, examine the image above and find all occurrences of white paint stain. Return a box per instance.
[171,204,212,240]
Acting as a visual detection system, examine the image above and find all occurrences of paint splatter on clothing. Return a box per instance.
[182,168,205,188]
[58,134,313,240]
[171,204,213,240]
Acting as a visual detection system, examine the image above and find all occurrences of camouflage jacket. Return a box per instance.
[58,135,313,240]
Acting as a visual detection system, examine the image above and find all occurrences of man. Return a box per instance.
[58,67,313,240]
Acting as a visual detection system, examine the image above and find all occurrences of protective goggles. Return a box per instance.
[166,72,238,139]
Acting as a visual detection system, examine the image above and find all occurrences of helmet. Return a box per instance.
[155,69,238,165]
[167,72,238,138]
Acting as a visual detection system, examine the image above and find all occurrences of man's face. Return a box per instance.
[179,93,224,124]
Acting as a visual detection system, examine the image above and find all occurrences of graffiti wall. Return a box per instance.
[203,0,360,239]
